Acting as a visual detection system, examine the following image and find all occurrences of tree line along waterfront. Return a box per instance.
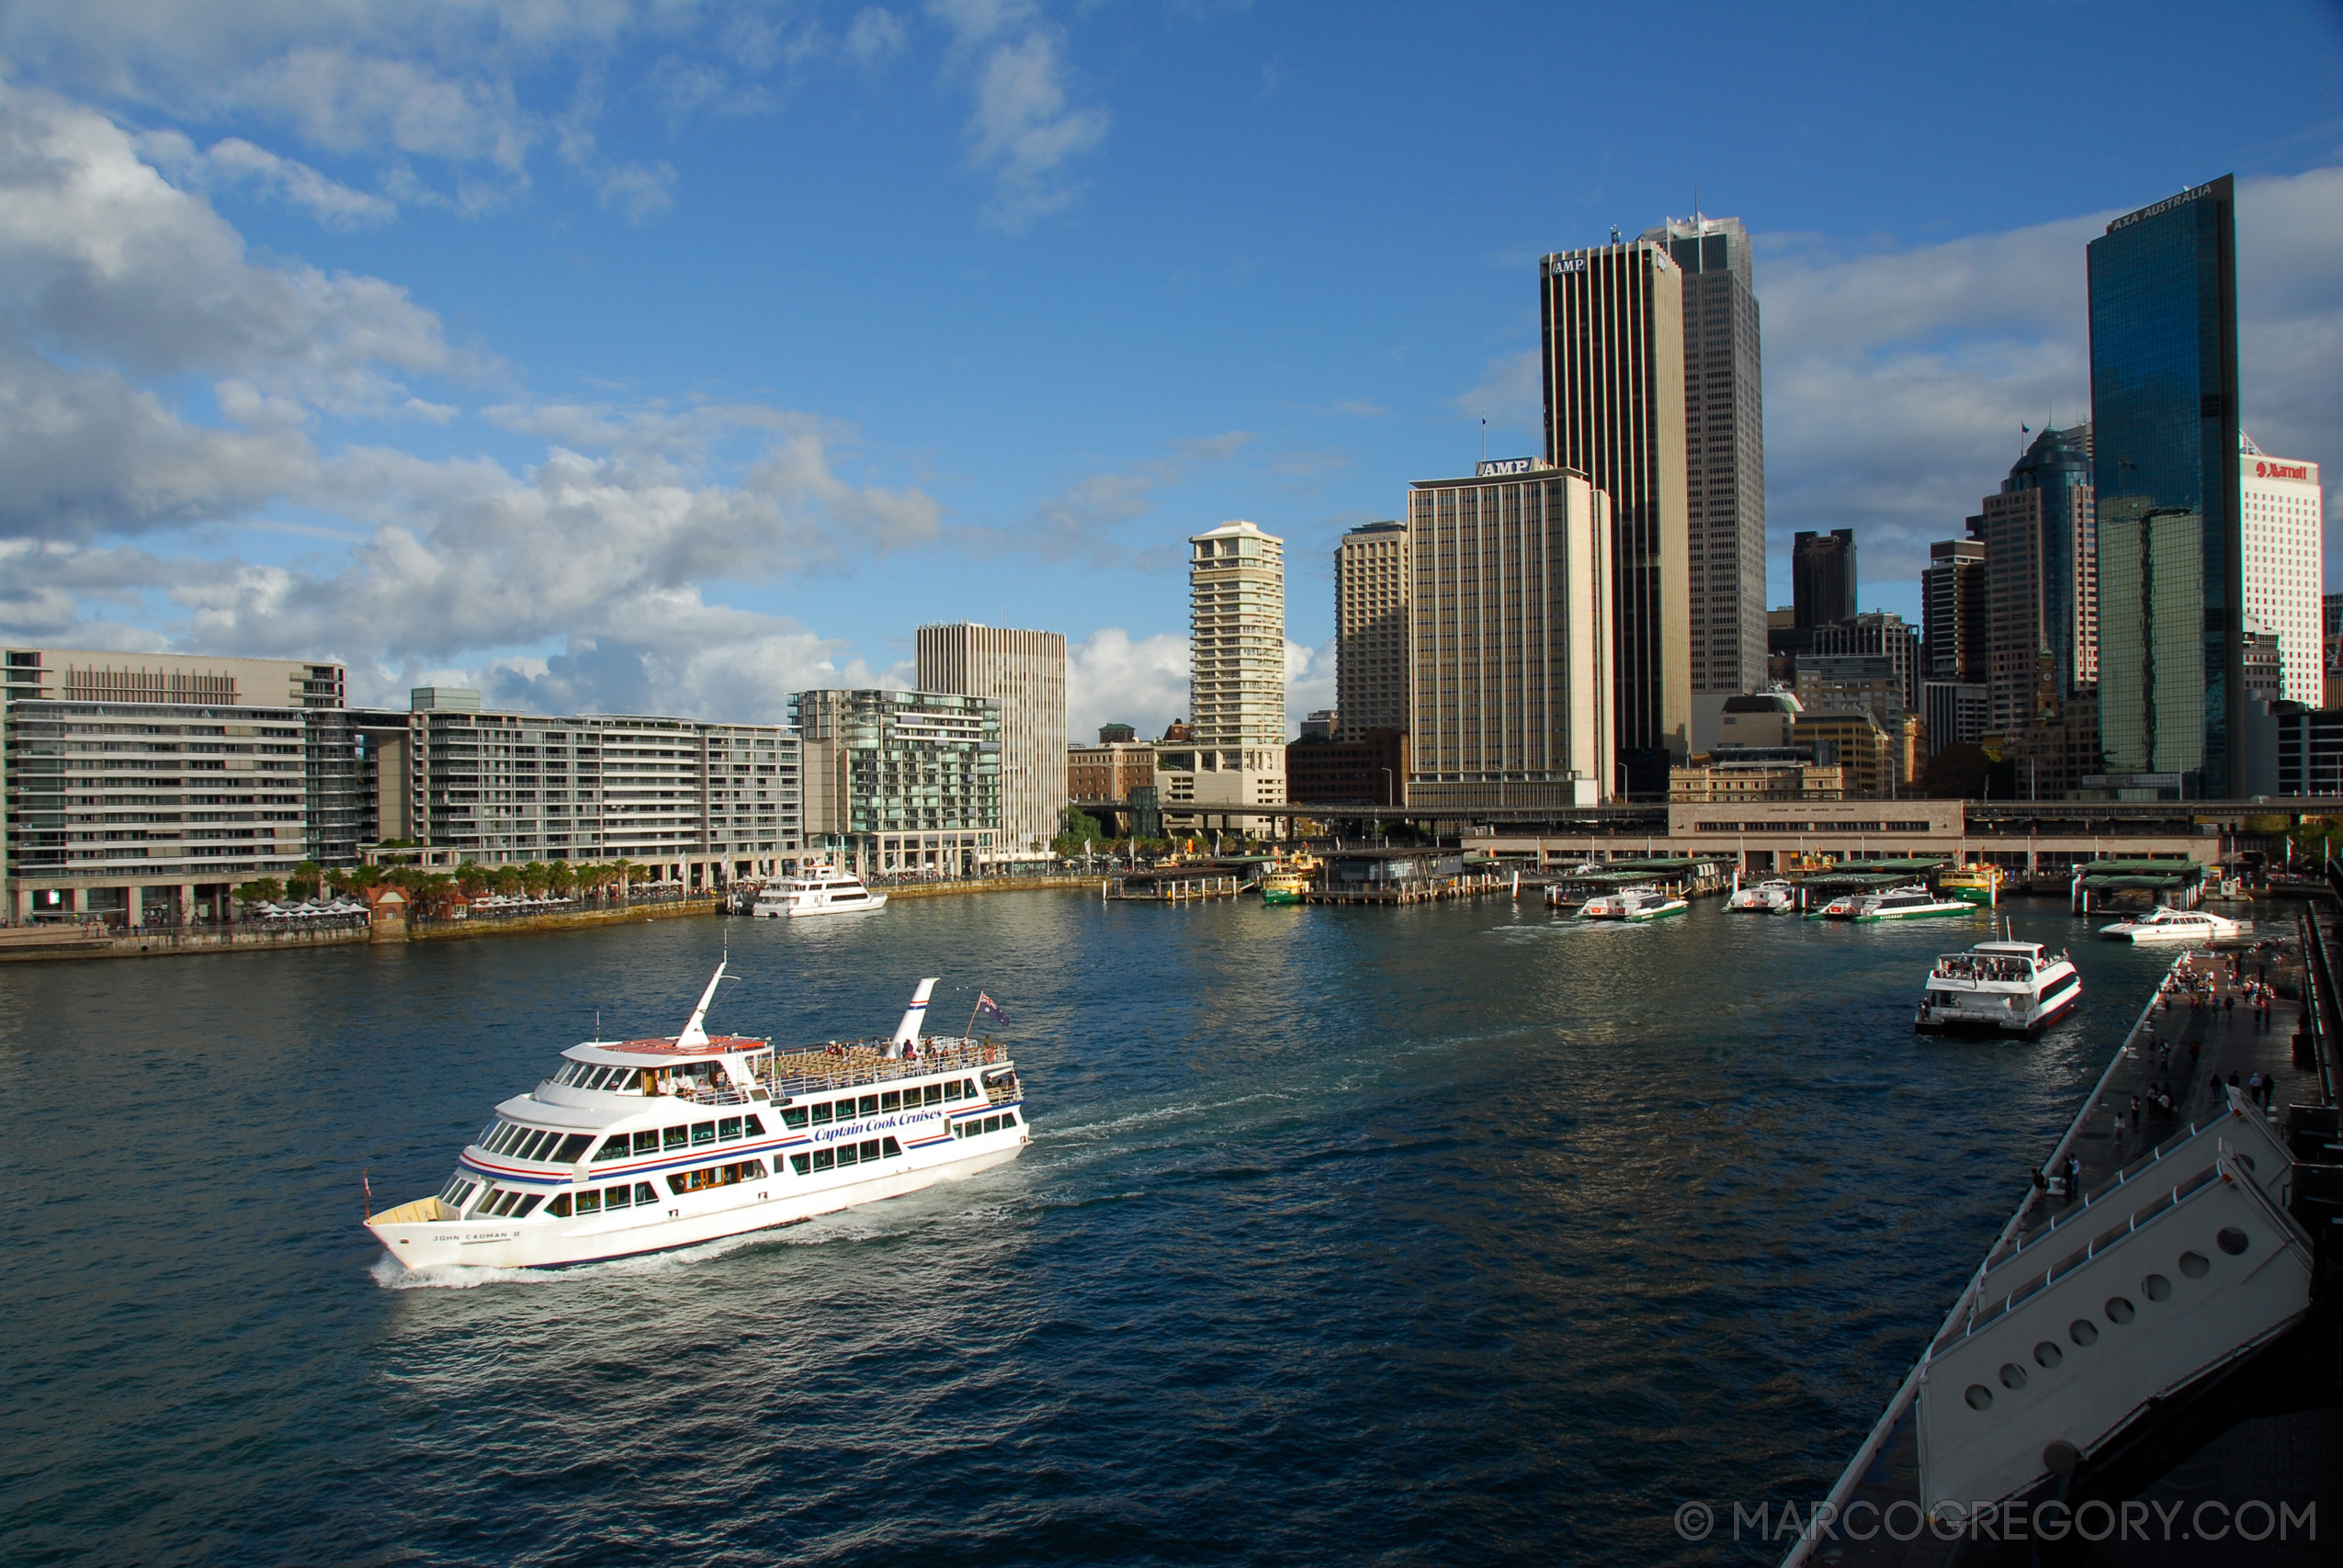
[232,855,678,919]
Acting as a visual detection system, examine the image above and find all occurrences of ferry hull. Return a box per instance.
[371,1129,1024,1271]
[1853,904,1977,923]
[1915,987,2080,1036]
[1260,889,1305,906]
[757,894,889,919]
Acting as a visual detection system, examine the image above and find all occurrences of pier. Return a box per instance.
[1786,896,2343,1565]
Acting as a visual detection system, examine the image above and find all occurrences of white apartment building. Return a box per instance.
[915,624,1066,853]
[1180,519,1286,832]
[2239,434,2325,706]
[3,647,345,923]
[406,689,800,887]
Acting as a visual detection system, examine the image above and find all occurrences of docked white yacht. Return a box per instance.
[1578,886,1688,921]
[2097,906,2243,943]
[1725,878,1796,913]
[365,966,1027,1270]
[1809,884,1975,922]
[752,863,887,919]
[1914,938,2081,1034]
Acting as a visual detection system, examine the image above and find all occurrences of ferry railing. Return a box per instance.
[1776,951,2183,1568]
[757,1036,1007,1098]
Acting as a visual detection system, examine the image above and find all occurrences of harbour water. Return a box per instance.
[0,893,2191,1565]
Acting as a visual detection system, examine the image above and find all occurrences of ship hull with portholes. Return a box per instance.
[366,970,1027,1271]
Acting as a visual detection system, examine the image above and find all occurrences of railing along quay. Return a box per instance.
[1781,913,2331,1567]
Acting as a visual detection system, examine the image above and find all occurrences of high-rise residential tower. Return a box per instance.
[1975,427,2098,734]
[1405,463,1613,808]
[1642,214,1765,695]
[915,624,1067,853]
[1792,529,1858,627]
[2238,434,2324,707]
[2088,176,2241,797]
[1186,520,1286,820]
[1334,520,1409,741]
[1541,239,1690,795]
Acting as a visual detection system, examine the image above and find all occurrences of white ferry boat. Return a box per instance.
[1578,886,1688,921]
[752,863,888,919]
[1915,938,2081,1034]
[1725,878,1796,913]
[2097,906,2243,944]
[1808,884,1974,922]
[365,966,1026,1270]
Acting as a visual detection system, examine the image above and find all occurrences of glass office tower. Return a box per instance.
[2086,175,2240,798]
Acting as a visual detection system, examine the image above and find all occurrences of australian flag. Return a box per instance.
[974,992,1006,1024]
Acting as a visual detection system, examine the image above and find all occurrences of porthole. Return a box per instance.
[2034,1341,2064,1369]
[1965,1383,1994,1411]
[2069,1319,2099,1347]
[1999,1362,2028,1391]
[2216,1227,2251,1256]
[2179,1250,2211,1279]
[2142,1273,2172,1303]
[2105,1296,2135,1325]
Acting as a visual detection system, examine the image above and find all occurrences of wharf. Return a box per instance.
[1785,913,2341,1566]
[1105,872,1239,902]
[1304,871,1511,906]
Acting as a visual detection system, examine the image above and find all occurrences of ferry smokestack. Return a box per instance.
[889,978,938,1056]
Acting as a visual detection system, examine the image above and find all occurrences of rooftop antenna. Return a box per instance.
[1480,416,1488,463]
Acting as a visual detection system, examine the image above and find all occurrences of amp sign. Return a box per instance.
[1477,457,1534,478]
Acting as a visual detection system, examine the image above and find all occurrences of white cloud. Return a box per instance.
[0,83,951,720]
[1453,347,1540,433]
[1067,626,1189,740]
[844,7,910,64]
[136,130,396,229]
[931,0,1107,231]
[596,158,676,223]
[1014,431,1250,563]
[1285,637,1334,732]
[1756,165,2343,597]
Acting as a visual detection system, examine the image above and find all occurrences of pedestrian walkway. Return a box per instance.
[1795,921,2321,1567]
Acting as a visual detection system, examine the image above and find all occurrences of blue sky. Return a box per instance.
[2,0,2339,736]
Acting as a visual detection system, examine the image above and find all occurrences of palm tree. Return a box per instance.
[521,861,552,897]
[549,861,578,898]
[455,863,491,898]
[234,877,286,907]
[289,860,324,900]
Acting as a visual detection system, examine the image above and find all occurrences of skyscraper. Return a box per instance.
[2238,434,2324,706]
[1405,464,1613,808]
[1642,214,1765,696]
[1186,519,1286,821]
[1975,427,2098,733]
[915,624,1068,853]
[1921,537,1986,682]
[1334,519,1409,741]
[1541,239,1691,795]
[2088,176,2241,797]
[1791,529,1858,627]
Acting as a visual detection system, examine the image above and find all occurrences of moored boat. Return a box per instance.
[1577,885,1688,921]
[2097,906,2243,943]
[1259,850,1319,906]
[1725,878,1796,913]
[1808,884,1974,921]
[753,863,888,918]
[1938,863,2004,907]
[365,965,1026,1271]
[1915,938,2081,1034]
